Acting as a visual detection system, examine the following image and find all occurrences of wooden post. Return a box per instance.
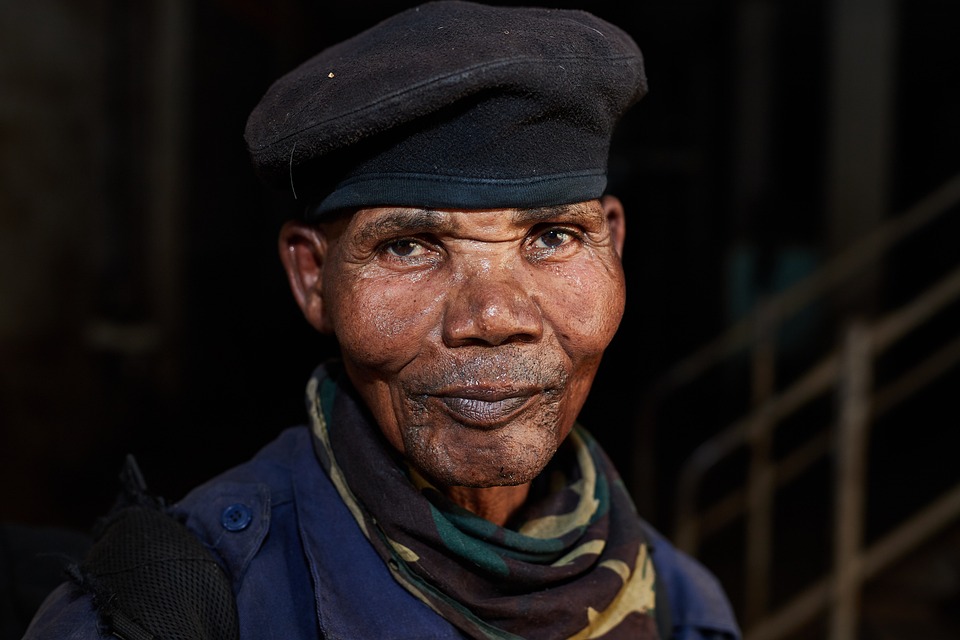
[146,0,190,390]
[830,322,872,640]
[826,0,897,315]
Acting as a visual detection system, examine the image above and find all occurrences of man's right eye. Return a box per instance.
[383,239,426,258]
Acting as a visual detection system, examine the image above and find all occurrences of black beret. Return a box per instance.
[245,1,646,218]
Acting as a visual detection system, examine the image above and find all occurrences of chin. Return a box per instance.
[435,466,544,489]
[405,429,560,489]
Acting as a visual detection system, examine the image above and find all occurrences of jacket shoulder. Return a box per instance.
[171,427,311,580]
[642,521,742,640]
[24,428,313,640]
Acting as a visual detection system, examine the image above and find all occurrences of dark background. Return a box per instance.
[3,0,960,636]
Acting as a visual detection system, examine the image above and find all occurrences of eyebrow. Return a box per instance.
[511,202,597,225]
[353,209,446,245]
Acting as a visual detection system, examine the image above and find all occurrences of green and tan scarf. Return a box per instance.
[307,365,661,640]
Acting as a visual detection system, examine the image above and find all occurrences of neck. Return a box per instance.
[443,483,531,526]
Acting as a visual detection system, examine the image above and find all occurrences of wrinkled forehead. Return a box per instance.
[335,201,604,239]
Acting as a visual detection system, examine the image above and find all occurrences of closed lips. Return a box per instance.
[436,391,537,428]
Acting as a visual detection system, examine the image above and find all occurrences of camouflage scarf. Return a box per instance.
[307,365,660,640]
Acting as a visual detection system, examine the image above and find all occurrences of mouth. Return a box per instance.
[432,387,540,429]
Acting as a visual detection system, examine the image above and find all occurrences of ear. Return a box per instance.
[600,195,626,257]
[278,220,335,334]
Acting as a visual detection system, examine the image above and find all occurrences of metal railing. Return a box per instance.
[658,172,960,640]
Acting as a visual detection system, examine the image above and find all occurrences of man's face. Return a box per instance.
[286,199,626,488]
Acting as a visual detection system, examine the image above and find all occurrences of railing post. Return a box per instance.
[745,301,778,626]
[831,321,872,640]
[675,476,701,554]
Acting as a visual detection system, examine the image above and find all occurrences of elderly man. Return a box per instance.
[26,2,739,639]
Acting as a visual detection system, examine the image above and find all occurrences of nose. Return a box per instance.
[442,266,544,347]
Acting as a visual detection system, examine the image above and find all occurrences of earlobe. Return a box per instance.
[278,220,334,333]
[600,195,626,257]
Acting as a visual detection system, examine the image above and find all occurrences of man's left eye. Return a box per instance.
[534,229,573,249]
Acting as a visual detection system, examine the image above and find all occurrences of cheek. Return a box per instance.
[326,268,442,373]
[544,256,626,357]
[536,255,624,430]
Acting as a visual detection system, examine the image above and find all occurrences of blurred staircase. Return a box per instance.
[644,172,960,640]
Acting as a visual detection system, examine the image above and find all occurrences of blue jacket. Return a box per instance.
[25,427,740,639]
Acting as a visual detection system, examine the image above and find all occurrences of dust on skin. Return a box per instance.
[279,197,626,525]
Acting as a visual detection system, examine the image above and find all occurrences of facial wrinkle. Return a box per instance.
[511,201,598,227]
[353,208,447,246]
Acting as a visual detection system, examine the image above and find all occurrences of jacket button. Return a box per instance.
[221,503,253,532]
